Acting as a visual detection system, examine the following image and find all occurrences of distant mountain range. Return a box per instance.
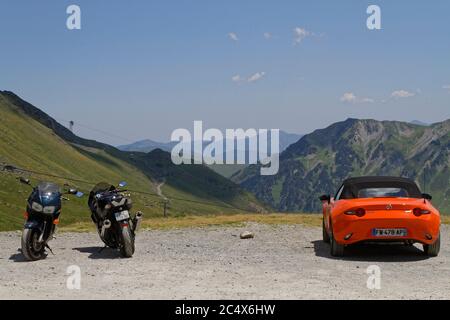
[233,118,450,213]
[410,120,430,126]
[118,139,175,153]
[117,132,303,178]
[117,131,303,155]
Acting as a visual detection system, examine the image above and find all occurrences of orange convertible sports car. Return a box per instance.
[320,176,441,257]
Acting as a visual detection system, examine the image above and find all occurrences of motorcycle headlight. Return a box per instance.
[43,206,56,214]
[31,202,43,212]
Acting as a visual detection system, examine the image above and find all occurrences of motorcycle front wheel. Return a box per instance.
[119,224,135,258]
[21,228,46,261]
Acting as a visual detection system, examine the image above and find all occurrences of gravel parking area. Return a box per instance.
[1,223,449,299]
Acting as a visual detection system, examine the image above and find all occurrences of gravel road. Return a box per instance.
[1,223,449,299]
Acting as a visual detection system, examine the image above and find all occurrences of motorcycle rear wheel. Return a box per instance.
[119,225,135,258]
[21,228,46,261]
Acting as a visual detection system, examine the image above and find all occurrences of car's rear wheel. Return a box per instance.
[330,228,345,257]
[322,219,330,243]
[423,232,440,257]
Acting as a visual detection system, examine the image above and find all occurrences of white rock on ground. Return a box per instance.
[240,231,254,239]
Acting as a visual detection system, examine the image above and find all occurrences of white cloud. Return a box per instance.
[443,85,450,91]
[228,32,239,41]
[263,32,272,39]
[232,72,266,84]
[340,92,374,104]
[361,97,375,103]
[340,92,357,103]
[231,75,241,82]
[247,72,266,83]
[293,27,311,44]
[391,90,415,98]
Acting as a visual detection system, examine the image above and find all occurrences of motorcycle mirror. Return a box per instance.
[118,181,127,188]
[19,177,31,185]
[75,191,84,198]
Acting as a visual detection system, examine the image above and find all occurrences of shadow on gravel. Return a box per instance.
[312,240,430,262]
[73,247,122,259]
[9,252,27,262]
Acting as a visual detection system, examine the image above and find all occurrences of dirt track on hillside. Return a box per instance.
[1,223,449,299]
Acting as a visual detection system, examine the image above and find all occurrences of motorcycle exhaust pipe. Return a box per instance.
[101,219,111,238]
[133,211,143,232]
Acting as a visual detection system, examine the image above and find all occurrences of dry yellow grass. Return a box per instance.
[59,222,96,233]
[441,215,450,225]
[60,213,450,232]
[60,213,322,232]
[140,213,322,230]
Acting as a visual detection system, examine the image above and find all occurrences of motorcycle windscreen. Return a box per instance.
[37,182,61,195]
[88,182,115,209]
[90,182,114,194]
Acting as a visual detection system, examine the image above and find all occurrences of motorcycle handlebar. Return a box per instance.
[96,189,128,196]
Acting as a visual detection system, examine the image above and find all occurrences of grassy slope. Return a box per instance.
[0,93,263,231]
[0,94,160,230]
[128,149,262,213]
[207,164,247,178]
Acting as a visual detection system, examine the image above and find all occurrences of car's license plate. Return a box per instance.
[372,228,407,237]
[115,210,130,222]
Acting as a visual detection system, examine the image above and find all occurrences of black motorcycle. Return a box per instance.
[19,177,83,261]
[88,181,143,258]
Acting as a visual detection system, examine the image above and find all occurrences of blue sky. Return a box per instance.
[0,0,449,145]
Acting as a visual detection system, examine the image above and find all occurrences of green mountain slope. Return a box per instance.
[0,91,264,231]
[233,118,450,213]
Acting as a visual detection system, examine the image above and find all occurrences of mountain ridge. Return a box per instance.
[117,131,303,154]
[233,117,450,213]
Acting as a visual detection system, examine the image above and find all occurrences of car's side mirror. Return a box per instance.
[19,177,31,185]
[319,194,331,202]
[422,193,432,200]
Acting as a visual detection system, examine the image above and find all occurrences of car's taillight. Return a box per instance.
[345,208,366,217]
[413,208,430,216]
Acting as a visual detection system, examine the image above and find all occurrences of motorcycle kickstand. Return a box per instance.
[45,244,55,255]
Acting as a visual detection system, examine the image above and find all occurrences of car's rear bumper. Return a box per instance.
[332,211,440,245]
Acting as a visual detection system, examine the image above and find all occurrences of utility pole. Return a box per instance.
[422,162,430,193]
[163,200,168,218]
[422,168,425,193]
